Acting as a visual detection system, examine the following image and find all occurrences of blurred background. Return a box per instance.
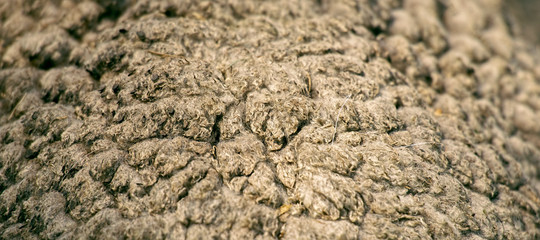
[506,0,540,44]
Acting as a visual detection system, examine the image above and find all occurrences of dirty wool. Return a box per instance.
[1,0,540,239]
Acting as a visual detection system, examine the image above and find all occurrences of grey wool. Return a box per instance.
[1,0,540,239]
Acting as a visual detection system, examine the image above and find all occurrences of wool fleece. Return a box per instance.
[1,0,540,239]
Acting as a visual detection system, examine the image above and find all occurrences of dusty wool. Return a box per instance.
[1,0,540,239]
